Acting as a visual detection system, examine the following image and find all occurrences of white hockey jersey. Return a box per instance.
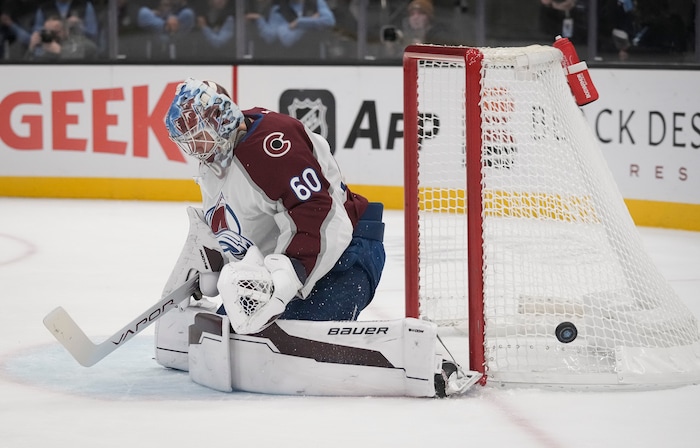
[195,107,368,297]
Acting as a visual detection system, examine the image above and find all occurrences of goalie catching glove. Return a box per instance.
[218,246,303,334]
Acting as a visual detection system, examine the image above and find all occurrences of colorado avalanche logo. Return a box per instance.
[263,132,292,157]
[205,194,253,260]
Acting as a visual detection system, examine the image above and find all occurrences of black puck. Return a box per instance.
[555,322,578,343]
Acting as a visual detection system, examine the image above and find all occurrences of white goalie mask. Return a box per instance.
[165,78,244,165]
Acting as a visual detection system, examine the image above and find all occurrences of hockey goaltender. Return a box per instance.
[153,78,480,397]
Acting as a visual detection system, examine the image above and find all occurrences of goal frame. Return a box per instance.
[402,43,700,389]
[403,45,487,379]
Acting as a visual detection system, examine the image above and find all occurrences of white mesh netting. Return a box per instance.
[409,45,700,387]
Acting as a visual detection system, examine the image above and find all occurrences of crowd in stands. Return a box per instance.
[0,0,333,61]
[0,0,696,63]
[538,0,693,61]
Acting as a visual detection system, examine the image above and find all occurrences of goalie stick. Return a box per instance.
[43,276,199,367]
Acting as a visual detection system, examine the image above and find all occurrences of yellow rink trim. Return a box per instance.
[416,188,699,231]
[345,184,406,210]
[0,176,202,202]
[0,177,698,231]
[0,176,401,206]
[625,199,700,231]
[483,191,599,223]
[419,188,600,223]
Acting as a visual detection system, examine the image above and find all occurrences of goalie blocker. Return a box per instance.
[155,305,480,397]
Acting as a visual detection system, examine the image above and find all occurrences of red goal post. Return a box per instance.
[403,45,487,378]
[403,44,700,388]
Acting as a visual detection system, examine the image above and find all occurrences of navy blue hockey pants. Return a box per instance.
[279,202,386,321]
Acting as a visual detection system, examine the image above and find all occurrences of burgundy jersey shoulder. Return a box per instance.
[242,107,307,133]
[235,108,322,202]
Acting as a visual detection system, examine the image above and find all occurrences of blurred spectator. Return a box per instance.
[94,0,147,60]
[242,0,271,57]
[246,0,336,59]
[191,0,235,61]
[608,0,635,60]
[539,0,588,44]
[632,0,687,55]
[1,0,39,60]
[111,0,145,59]
[326,0,360,59]
[380,0,455,58]
[32,0,99,43]
[137,0,195,60]
[608,0,687,61]
[25,13,97,60]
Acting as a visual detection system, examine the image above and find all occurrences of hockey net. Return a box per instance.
[403,44,700,388]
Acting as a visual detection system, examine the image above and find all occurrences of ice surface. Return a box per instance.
[1,198,699,447]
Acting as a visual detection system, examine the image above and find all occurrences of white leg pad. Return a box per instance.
[187,316,441,397]
[154,299,218,371]
[188,313,233,392]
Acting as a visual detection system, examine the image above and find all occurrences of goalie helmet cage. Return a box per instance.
[403,44,700,389]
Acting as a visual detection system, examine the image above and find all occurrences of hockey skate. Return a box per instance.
[434,361,482,398]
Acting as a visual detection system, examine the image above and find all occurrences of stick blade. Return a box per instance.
[43,307,102,367]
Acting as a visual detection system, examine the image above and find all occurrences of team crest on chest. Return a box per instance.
[205,194,253,260]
